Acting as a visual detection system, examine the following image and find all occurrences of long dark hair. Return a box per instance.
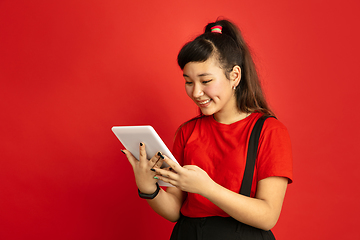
[177,19,273,116]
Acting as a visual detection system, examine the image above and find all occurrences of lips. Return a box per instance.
[197,99,212,107]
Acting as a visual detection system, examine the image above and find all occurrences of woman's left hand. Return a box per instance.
[153,155,215,196]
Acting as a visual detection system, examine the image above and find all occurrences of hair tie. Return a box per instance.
[211,25,222,34]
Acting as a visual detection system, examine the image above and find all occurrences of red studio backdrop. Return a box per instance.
[1,0,359,239]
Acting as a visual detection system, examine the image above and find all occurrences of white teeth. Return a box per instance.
[200,99,211,104]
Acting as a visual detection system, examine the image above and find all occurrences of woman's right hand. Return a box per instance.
[122,142,164,194]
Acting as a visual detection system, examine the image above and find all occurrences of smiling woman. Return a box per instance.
[182,57,243,123]
[122,19,293,240]
[177,20,272,118]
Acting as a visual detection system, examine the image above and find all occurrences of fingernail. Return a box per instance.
[121,150,125,154]
[140,142,143,146]
[157,152,164,159]
[154,176,159,179]
[150,168,155,172]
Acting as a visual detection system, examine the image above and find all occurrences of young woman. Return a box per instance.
[122,19,293,240]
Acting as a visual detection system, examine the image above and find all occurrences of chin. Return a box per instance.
[200,109,215,116]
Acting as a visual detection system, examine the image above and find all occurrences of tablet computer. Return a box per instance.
[111,125,179,186]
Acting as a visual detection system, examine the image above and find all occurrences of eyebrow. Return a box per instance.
[183,73,212,78]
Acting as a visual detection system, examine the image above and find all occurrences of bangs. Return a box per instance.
[177,37,215,69]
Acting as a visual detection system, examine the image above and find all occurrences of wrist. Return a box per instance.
[201,180,218,199]
[136,179,158,194]
[138,184,158,195]
[138,183,160,199]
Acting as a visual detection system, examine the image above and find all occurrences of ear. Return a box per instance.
[230,65,241,88]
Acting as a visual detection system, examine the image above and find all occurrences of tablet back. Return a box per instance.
[111,125,178,165]
[112,126,178,187]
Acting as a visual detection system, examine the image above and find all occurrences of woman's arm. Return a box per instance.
[154,156,288,230]
[146,186,186,222]
[203,176,287,230]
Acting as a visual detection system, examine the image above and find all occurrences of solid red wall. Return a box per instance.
[1,0,359,239]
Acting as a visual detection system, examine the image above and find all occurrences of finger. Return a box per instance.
[153,167,178,180]
[121,149,137,168]
[161,155,182,173]
[154,174,178,187]
[149,152,163,167]
[154,153,165,168]
[162,167,176,173]
[139,142,148,163]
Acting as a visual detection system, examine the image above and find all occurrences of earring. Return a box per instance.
[233,86,236,90]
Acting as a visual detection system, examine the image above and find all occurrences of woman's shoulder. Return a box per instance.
[173,115,206,147]
[247,113,290,139]
[262,115,289,132]
[258,115,291,149]
[176,114,207,133]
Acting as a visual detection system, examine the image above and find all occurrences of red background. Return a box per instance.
[1,0,359,239]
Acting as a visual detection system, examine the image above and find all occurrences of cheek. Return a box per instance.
[185,85,193,98]
[206,82,227,98]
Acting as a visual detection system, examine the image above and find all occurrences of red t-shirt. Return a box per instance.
[172,112,293,218]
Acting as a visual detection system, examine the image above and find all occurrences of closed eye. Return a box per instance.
[185,81,193,85]
[202,80,212,84]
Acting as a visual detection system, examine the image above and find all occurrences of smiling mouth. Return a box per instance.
[198,99,211,106]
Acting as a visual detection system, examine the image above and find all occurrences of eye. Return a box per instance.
[185,81,193,85]
[202,79,212,84]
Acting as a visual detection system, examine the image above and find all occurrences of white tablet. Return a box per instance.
[111,125,179,187]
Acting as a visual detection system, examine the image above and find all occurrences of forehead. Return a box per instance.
[183,57,222,77]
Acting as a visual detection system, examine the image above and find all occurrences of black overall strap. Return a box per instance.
[239,116,275,197]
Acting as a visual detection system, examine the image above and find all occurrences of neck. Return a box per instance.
[213,110,249,124]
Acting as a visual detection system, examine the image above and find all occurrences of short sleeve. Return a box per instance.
[172,127,186,166]
[256,118,293,183]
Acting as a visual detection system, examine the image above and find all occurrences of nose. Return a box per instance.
[192,83,204,99]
